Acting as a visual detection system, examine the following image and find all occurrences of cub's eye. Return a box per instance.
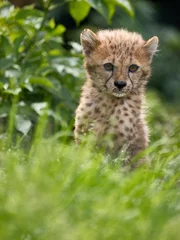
[129,64,139,73]
[104,63,114,71]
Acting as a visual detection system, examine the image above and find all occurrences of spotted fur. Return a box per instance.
[74,29,158,167]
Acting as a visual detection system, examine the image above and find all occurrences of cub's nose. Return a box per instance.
[114,81,127,90]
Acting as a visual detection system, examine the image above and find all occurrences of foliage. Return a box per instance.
[0,1,84,138]
[66,0,133,25]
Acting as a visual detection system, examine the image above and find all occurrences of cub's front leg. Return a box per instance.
[128,120,149,168]
[74,104,90,144]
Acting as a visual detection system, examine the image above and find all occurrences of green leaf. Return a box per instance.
[69,41,82,53]
[114,0,134,17]
[4,88,21,95]
[29,77,53,88]
[31,102,48,115]
[49,18,55,29]
[52,25,66,36]
[0,4,14,18]
[5,68,21,78]
[15,8,43,19]
[69,0,91,26]
[15,115,32,135]
[0,36,13,56]
[13,35,26,53]
[104,1,116,23]
[86,0,109,21]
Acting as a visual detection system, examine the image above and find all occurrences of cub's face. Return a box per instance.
[81,29,158,98]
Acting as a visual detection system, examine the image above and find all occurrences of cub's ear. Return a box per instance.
[144,36,159,60]
[80,29,100,56]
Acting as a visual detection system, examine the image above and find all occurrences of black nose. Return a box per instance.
[114,81,127,90]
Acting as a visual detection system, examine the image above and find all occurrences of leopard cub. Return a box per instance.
[74,28,158,166]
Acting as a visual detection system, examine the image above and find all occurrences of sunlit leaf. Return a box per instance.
[4,88,21,95]
[48,49,61,56]
[49,18,55,29]
[0,4,14,18]
[29,77,53,88]
[15,115,32,135]
[69,42,82,53]
[52,25,66,36]
[5,68,21,78]
[22,82,33,92]
[69,0,91,25]
[31,102,48,115]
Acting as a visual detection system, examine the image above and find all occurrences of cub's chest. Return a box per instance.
[88,98,139,133]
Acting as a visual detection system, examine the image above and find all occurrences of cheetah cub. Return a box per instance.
[74,29,158,166]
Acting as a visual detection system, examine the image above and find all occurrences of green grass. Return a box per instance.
[0,92,180,240]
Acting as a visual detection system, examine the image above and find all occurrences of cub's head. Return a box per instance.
[81,29,158,98]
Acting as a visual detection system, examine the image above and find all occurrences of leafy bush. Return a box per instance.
[0,1,84,139]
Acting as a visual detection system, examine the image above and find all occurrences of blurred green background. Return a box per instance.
[0,0,180,140]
